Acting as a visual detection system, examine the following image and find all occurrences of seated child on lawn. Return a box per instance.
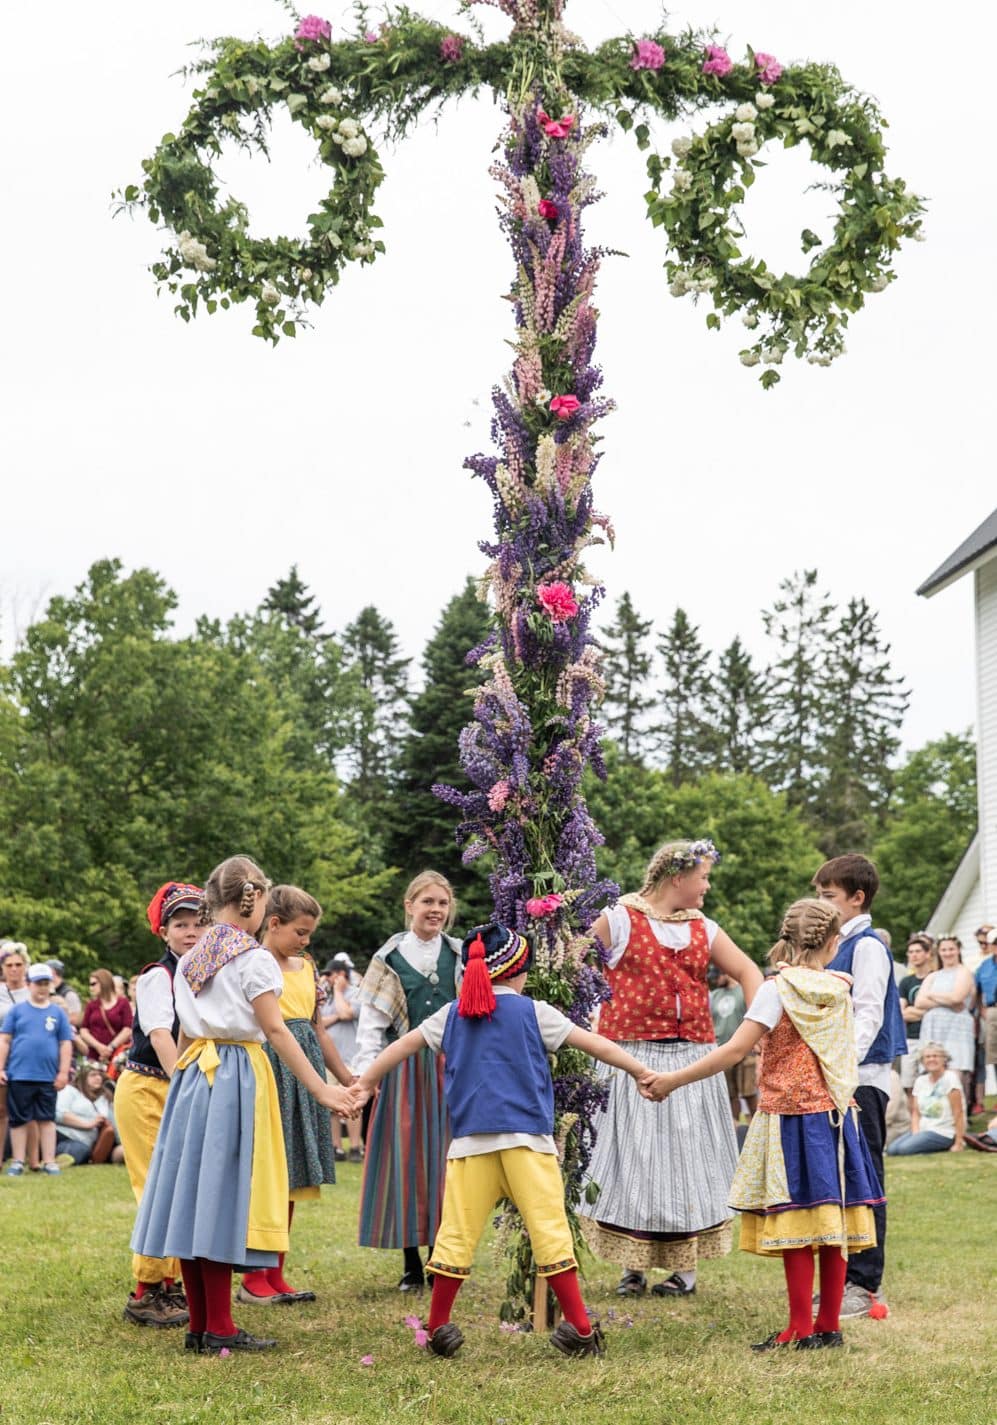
[356,923,649,1358]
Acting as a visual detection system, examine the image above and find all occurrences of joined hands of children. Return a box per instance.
[323,1082,367,1118]
[637,1070,676,1102]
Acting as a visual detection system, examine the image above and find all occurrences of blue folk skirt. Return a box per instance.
[130,1044,279,1269]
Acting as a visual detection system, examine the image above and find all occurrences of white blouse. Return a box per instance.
[353,932,448,1072]
[174,946,283,1043]
[603,905,718,969]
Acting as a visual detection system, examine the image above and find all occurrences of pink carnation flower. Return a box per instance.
[537,582,579,622]
[294,14,331,42]
[537,107,575,139]
[538,199,559,221]
[414,1329,429,1348]
[440,34,463,62]
[364,31,378,43]
[488,780,511,813]
[525,893,564,919]
[630,39,665,72]
[549,393,580,420]
[702,45,733,77]
[754,51,783,85]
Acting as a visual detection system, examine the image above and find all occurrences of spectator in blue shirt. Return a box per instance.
[0,963,74,1175]
[975,926,997,1112]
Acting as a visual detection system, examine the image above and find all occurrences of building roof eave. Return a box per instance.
[917,507,997,599]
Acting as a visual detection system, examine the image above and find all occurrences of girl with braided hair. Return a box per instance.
[643,898,884,1352]
[578,839,762,1299]
[131,856,363,1355]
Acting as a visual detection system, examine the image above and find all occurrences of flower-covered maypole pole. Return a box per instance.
[434,0,619,1316]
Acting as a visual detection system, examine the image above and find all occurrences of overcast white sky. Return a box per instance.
[2,1,991,751]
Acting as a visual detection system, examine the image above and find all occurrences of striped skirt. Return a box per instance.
[578,1040,738,1271]
[358,1044,449,1250]
[264,1018,335,1198]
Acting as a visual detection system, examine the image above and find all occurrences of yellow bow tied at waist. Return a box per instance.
[174,1037,289,1253]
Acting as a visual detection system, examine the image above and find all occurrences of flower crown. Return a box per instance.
[659,838,721,879]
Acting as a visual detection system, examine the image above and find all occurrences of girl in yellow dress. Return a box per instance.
[240,885,356,1305]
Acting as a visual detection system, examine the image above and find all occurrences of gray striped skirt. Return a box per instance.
[578,1040,737,1271]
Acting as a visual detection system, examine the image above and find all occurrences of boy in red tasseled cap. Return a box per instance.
[356,922,649,1358]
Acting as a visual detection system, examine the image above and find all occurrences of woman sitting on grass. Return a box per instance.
[887,1042,965,1156]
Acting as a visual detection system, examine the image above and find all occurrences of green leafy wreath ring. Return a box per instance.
[643,64,924,387]
[119,37,387,341]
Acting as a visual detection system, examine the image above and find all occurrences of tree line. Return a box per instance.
[0,561,976,976]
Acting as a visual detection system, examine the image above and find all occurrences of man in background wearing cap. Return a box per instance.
[47,960,82,1028]
[0,962,74,1175]
[114,881,203,1329]
[357,924,652,1359]
[322,953,364,1162]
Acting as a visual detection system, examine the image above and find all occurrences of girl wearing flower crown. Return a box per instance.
[578,838,762,1299]
[642,898,884,1350]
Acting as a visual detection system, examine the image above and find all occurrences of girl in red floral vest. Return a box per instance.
[578,839,762,1299]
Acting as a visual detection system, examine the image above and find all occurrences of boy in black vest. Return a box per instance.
[115,881,203,1328]
[356,923,649,1358]
[813,855,907,1320]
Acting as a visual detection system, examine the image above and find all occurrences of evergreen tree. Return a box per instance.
[656,607,715,786]
[262,564,323,636]
[761,569,835,813]
[814,597,910,853]
[712,636,771,775]
[341,606,411,807]
[599,591,656,763]
[387,579,492,923]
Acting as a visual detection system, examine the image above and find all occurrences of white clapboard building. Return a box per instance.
[917,507,997,967]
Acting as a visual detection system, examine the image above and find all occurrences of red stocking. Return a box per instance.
[814,1246,848,1333]
[179,1258,206,1335]
[778,1246,815,1343]
[427,1274,464,1333]
[548,1268,592,1336]
[198,1257,236,1338]
[266,1202,296,1294]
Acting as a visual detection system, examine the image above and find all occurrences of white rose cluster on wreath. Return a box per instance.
[649,73,925,387]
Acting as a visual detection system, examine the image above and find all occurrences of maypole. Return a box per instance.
[120,0,924,1321]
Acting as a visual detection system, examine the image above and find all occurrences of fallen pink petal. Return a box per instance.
[360,1354,374,1365]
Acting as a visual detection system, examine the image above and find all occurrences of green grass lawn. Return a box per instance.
[1,1149,994,1425]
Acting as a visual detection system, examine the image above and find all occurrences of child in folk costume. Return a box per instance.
[356,924,651,1358]
[642,899,884,1351]
[239,885,356,1305]
[353,871,461,1292]
[116,881,203,1329]
[579,840,762,1299]
[131,856,362,1355]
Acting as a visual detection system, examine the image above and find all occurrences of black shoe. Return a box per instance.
[281,1289,317,1304]
[651,1273,695,1297]
[348,1147,364,1163]
[750,1331,792,1353]
[799,1330,843,1349]
[334,1148,347,1161]
[427,1322,464,1357]
[184,1331,204,1352]
[202,1328,277,1353]
[398,1270,425,1293]
[550,1321,606,1357]
[616,1270,646,1297]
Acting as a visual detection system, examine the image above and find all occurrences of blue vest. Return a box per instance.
[441,993,554,1139]
[828,929,907,1064]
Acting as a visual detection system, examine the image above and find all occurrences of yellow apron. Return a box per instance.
[174,1037,289,1255]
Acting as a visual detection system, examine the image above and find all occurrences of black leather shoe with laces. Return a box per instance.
[203,1328,277,1353]
[750,1331,791,1353]
[428,1322,464,1357]
[550,1321,606,1357]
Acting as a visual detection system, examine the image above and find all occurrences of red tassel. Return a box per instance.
[146,883,172,936]
[458,933,496,1019]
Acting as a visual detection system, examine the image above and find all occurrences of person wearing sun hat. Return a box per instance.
[115,880,204,1329]
[356,923,651,1359]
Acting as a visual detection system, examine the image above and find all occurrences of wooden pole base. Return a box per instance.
[530,1273,561,1332]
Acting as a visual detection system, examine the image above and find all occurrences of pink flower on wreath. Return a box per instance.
[537,107,575,139]
[364,31,378,43]
[537,582,579,622]
[702,45,733,78]
[440,34,464,62]
[549,394,580,421]
[294,14,331,42]
[630,39,665,72]
[538,199,559,221]
[754,51,783,85]
[488,780,512,813]
[525,893,564,919]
